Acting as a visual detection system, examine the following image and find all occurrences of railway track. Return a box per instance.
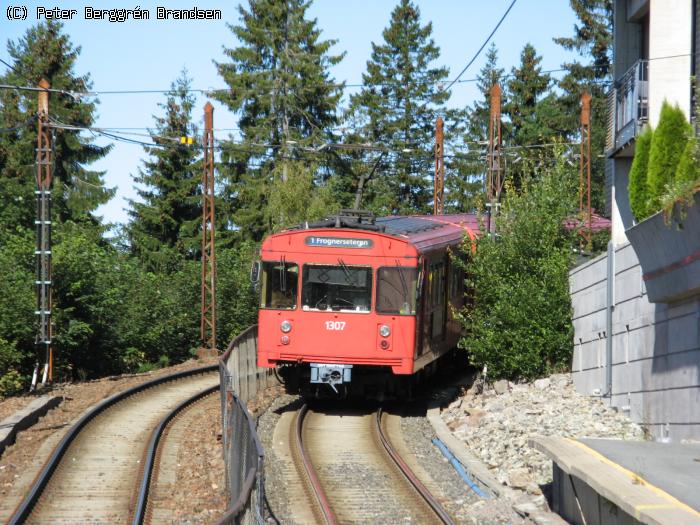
[290,404,457,525]
[5,365,218,525]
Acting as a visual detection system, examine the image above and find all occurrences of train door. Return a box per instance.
[429,260,446,341]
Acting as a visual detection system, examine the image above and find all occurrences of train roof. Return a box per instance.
[286,211,480,254]
[376,214,480,252]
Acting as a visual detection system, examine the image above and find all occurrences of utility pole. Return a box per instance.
[199,102,218,357]
[33,79,53,388]
[486,83,502,233]
[434,116,445,215]
[580,92,592,250]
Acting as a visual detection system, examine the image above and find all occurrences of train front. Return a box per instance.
[255,227,419,397]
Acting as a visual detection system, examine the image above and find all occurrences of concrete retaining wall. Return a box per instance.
[570,243,700,441]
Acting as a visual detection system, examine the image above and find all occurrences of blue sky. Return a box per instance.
[1,1,580,227]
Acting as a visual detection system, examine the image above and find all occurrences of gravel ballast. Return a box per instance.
[441,373,645,494]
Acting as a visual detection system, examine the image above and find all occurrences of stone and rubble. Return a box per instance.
[441,373,645,495]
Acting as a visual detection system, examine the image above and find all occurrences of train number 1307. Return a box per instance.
[325,321,346,330]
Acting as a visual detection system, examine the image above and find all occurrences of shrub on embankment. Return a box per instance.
[457,153,576,381]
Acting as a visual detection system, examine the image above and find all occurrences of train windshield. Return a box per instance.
[376,267,418,315]
[302,263,372,313]
[260,261,298,310]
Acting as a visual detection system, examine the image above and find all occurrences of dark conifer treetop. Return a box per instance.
[127,70,201,272]
[350,0,449,214]
[213,0,344,240]
[0,21,113,230]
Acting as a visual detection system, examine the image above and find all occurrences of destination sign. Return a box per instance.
[305,236,373,249]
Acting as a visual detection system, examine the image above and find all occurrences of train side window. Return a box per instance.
[260,261,298,310]
[377,267,418,315]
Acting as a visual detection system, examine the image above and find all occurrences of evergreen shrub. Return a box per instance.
[628,126,653,221]
[647,101,692,211]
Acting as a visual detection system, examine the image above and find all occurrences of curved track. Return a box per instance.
[292,404,457,525]
[5,365,218,525]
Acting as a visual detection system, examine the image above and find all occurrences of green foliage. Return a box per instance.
[349,0,449,214]
[128,71,202,271]
[213,0,343,240]
[0,337,24,398]
[458,153,576,380]
[0,21,114,229]
[675,137,699,185]
[505,44,563,187]
[217,243,260,347]
[647,101,692,211]
[628,126,653,221]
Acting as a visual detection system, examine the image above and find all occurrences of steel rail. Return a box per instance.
[375,408,458,525]
[6,364,218,525]
[294,405,339,525]
[132,383,219,525]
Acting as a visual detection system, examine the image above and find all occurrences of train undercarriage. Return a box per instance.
[275,348,465,400]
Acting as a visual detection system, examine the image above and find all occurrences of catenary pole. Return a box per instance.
[199,102,218,355]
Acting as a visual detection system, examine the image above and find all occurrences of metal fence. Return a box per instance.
[606,59,649,152]
[216,325,277,525]
[223,325,277,403]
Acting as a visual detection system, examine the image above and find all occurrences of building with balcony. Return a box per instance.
[569,0,700,441]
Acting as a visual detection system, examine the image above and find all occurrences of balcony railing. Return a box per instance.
[606,60,648,153]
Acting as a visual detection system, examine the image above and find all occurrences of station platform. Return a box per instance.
[530,437,700,525]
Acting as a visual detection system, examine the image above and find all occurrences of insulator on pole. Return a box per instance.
[434,116,445,215]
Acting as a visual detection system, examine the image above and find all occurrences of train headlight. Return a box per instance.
[280,320,292,333]
[379,325,391,338]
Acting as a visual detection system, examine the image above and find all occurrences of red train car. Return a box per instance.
[254,210,479,397]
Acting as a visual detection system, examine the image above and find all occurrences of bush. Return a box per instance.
[675,138,699,185]
[647,101,692,211]
[0,337,24,397]
[628,126,653,221]
[457,153,576,380]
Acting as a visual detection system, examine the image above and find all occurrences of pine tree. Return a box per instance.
[213,0,344,240]
[0,21,114,231]
[349,0,449,214]
[127,71,201,271]
[554,0,613,213]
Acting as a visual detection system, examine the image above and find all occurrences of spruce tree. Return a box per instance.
[466,44,505,144]
[213,0,344,239]
[505,44,557,187]
[349,0,449,214]
[127,71,201,271]
[554,0,613,213]
[0,21,114,231]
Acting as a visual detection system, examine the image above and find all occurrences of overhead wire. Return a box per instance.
[443,0,519,92]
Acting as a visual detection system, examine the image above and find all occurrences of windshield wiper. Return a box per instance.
[395,259,408,298]
[338,258,355,285]
[280,255,287,292]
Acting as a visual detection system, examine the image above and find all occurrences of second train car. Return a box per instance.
[253,210,479,397]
